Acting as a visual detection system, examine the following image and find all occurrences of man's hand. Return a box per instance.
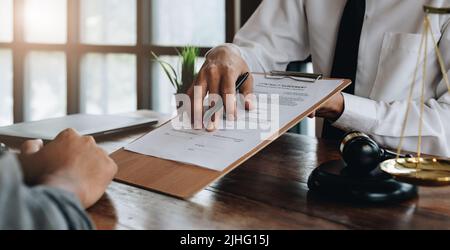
[187,45,254,131]
[19,129,118,208]
[309,93,345,121]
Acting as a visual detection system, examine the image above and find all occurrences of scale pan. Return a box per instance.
[380,158,450,186]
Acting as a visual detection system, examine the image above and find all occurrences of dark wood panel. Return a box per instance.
[88,182,348,230]
[209,172,450,230]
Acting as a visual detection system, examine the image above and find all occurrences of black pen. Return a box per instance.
[235,72,250,92]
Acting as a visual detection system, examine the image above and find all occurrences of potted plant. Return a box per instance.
[152,46,199,95]
[152,46,199,115]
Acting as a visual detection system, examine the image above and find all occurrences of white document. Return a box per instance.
[125,74,345,171]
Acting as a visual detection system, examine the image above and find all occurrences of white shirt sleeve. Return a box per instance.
[334,21,450,157]
[231,0,310,72]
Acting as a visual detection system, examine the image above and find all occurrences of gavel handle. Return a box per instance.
[381,149,411,161]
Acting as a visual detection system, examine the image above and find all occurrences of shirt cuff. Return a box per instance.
[333,93,378,134]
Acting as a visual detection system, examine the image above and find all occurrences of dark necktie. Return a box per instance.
[322,0,367,141]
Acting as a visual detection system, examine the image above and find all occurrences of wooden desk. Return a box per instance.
[3,111,450,229]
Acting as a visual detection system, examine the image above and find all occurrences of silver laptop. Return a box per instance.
[0,114,158,140]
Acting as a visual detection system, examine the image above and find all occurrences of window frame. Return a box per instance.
[0,0,238,123]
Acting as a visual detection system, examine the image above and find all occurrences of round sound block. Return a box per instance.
[307,160,418,203]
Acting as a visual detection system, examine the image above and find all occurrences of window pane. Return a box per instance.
[152,0,225,47]
[81,53,137,114]
[24,0,67,43]
[80,0,137,45]
[152,56,204,114]
[25,52,67,121]
[0,0,13,42]
[0,50,13,126]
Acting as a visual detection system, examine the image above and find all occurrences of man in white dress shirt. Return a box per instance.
[188,0,450,157]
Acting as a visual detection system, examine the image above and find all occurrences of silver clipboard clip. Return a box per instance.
[265,71,323,83]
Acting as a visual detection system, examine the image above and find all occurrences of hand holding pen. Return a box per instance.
[202,72,250,131]
[186,46,254,131]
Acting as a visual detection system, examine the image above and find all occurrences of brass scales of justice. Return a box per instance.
[380,5,450,186]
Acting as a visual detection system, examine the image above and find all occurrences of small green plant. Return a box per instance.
[152,46,199,94]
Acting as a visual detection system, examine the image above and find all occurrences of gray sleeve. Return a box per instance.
[0,153,94,230]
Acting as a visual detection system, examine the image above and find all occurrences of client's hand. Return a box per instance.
[19,129,118,208]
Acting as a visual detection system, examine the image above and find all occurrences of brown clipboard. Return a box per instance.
[111,77,352,199]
